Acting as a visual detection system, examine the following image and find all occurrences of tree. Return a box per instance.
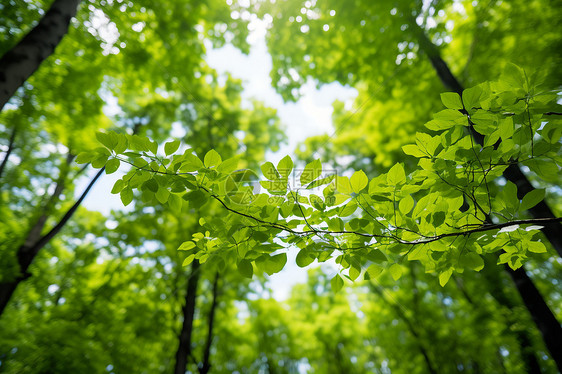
[85,64,562,368]
[257,0,562,252]
[2,1,561,372]
[0,0,249,316]
[255,0,562,366]
[0,0,82,111]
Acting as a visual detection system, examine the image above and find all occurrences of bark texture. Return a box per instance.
[0,0,82,111]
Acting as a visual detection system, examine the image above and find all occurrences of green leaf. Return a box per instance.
[142,178,159,193]
[526,159,560,183]
[389,263,402,281]
[155,187,169,204]
[439,269,453,287]
[440,92,463,110]
[164,140,181,156]
[91,154,109,169]
[528,241,546,253]
[310,194,325,211]
[168,193,183,214]
[178,241,196,251]
[365,249,387,263]
[365,264,384,279]
[462,86,482,110]
[237,259,254,278]
[399,195,414,214]
[111,179,125,194]
[120,187,134,206]
[145,138,157,154]
[96,131,117,150]
[301,159,322,185]
[335,176,352,195]
[350,170,368,193]
[331,274,344,293]
[277,155,293,178]
[387,163,406,185]
[261,161,280,180]
[180,154,204,172]
[264,253,287,275]
[182,254,196,266]
[471,110,497,134]
[75,152,94,164]
[520,189,545,211]
[204,149,222,168]
[460,253,484,271]
[415,133,440,156]
[339,201,357,217]
[499,117,514,140]
[105,158,120,174]
[217,157,239,174]
[433,109,465,121]
[501,63,526,90]
[402,144,427,158]
[296,249,315,267]
[348,264,361,281]
[183,190,208,209]
[129,135,150,152]
[502,181,520,211]
[306,174,335,189]
[425,119,455,131]
[114,134,128,154]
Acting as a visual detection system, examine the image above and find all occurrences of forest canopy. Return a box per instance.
[0,0,561,373]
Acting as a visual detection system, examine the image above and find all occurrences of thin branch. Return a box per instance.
[31,167,105,253]
[199,272,220,374]
[0,125,17,180]
[120,158,561,247]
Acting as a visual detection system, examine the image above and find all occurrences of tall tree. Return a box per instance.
[0,0,81,111]
[0,0,250,317]
[257,0,562,366]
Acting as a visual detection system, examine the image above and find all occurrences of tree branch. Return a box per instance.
[31,166,104,253]
[199,272,220,374]
[0,124,17,180]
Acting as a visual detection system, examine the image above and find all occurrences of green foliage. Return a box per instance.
[85,66,560,286]
[2,1,561,372]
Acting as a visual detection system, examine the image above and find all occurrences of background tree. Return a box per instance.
[0,0,250,315]
[1,0,561,373]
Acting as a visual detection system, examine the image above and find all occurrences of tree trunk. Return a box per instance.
[199,272,220,374]
[0,0,82,111]
[0,125,17,180]
[174,260,201,374]
[0,166,104,316]
[506,266,562,372]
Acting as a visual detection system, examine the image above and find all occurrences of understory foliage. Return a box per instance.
[81,64,561,289]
